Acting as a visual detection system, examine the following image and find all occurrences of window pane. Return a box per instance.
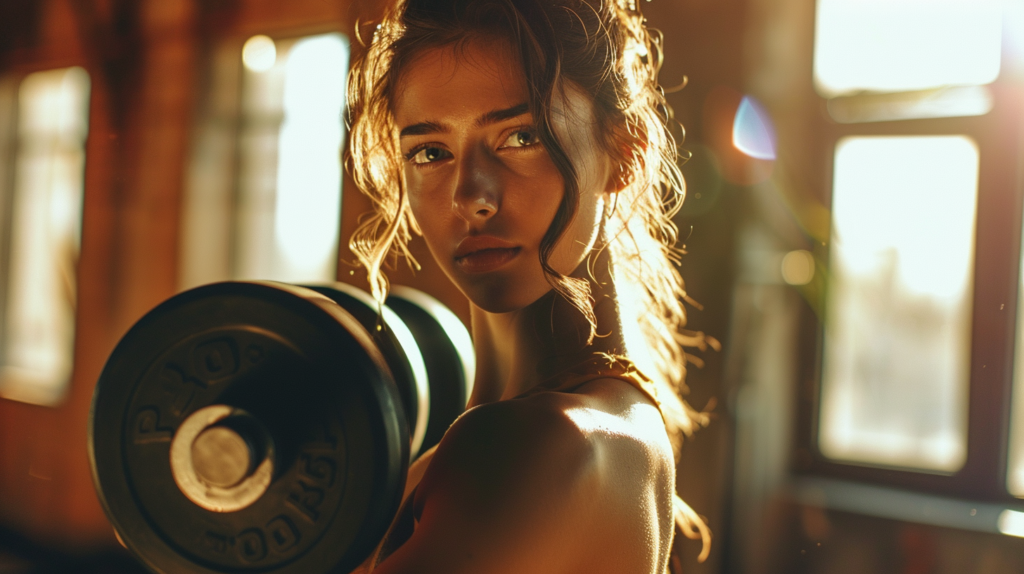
[814,0,1002,96]
[234,33,348,283]
[0,67,90,405]
[819,136,978,473]
[180,33,350,289]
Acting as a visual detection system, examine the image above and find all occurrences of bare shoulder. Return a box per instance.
[419,379,674,503]
[378,380,676,574]
[414,390,604,518]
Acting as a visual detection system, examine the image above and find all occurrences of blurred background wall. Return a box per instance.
[0,0,1023,572]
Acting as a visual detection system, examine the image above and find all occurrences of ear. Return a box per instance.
[602,125,646,195]
[601,141,630,196]
[605,162,631,195]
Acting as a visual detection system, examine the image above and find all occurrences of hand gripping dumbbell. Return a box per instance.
[89,281,474,574]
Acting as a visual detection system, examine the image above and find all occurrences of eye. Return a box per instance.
[408,146,451,165]
[500,129,539,149]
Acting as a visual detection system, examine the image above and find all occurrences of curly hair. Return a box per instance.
[347,0,714,559]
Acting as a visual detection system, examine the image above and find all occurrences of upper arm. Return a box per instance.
[372,397,601,574]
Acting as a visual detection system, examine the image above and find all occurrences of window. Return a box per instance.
[819,135,978,473]
[814,0,1001,124]
[180,32,350,288]
[804,0,1021,499]
[813,0,1001,97]
[0,67,90,406]
[722,0,1024,566]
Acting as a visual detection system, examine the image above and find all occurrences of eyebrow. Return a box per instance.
[399,103,530,138]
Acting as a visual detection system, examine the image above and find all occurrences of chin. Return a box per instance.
[458,275,550,314]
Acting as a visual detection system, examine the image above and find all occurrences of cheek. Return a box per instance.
[406,166,447,216]
[406,174,451,251]
[505,163,563,222]
[549,154,609,268]
[552,189,603,268]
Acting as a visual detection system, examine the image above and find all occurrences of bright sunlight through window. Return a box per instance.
[0,67,90,406]
[234,33,348,283]
[814,0,1002,97]
[819,136,978,473]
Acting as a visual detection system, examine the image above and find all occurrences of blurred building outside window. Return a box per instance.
[0,67,90,406]
[813,0,999,475]
[180,32,349,288]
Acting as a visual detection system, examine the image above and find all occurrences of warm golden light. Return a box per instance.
[781,250,814,286]
[819,136,978,472]
[227,33,350,284]
[242,35,277,72]
[272,34,348,280]
[0,67,90,406]
[814,0,1002,96]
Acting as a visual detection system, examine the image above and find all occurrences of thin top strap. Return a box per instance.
[516,353,666,418]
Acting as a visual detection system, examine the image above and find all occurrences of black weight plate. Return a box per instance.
[305,283,430,457]
[386,287,475,453]
[89,281,408,574]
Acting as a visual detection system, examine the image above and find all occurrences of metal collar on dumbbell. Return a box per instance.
[169,405,273,513]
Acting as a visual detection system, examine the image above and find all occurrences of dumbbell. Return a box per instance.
[89,281,474,574]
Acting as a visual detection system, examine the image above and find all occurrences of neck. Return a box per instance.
[467,250,628,405]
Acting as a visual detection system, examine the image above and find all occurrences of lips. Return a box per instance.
[454,236,521,273]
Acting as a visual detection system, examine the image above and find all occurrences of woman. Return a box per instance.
[347,0,714,572]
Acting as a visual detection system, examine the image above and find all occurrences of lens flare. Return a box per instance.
[781,250,815,286]
[732,96,776,161]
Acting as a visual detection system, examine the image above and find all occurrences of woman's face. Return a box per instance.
[392,38,614,313]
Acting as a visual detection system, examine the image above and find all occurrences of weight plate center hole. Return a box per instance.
[191,426,253,488]
[170,405,275,513]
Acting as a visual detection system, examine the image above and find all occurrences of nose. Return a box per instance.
[452,146,500,223]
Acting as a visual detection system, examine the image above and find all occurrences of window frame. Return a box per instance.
[792,79,1024,503]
